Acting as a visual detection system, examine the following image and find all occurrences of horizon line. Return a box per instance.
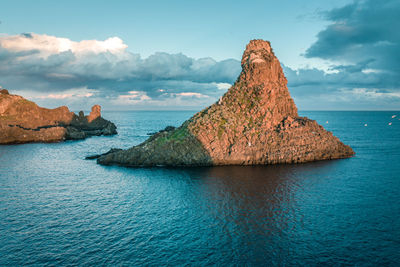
[88,109,400,112]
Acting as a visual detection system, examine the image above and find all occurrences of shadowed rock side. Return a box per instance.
[0,90,117,144]
[97,122,212,166]
[97,39,354,167]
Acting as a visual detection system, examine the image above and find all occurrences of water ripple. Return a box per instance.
[0,111,399,265]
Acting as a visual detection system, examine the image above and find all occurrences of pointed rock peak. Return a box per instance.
[87,105,101,122]
[0,89,9,95]
[246,39,272,52]
[239,39,287,87]
[241,39,272,65]
[207,39,297,127]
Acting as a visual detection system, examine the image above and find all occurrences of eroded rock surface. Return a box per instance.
[0,90,117,144]
[96,39,354,167]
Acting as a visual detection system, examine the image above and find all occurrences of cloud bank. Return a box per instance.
[0,33,240,109]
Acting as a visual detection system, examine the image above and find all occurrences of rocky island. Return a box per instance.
[0,89,117,144]
[95,39,354,167]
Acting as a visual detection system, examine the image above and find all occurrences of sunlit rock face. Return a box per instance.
[87,105,102,123]
[97,39,354,167]
[0,90,117,144]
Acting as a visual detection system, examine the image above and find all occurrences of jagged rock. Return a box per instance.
[96,39,354,167]
[65,126,86,140]
[0,90,117,144]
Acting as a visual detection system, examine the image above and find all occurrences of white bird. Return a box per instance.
[364,124,368,127]
[392,115,397,118]
[326,121,329,124]
[389,122,392,126]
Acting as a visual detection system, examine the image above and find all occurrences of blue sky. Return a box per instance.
[0,0,399,110]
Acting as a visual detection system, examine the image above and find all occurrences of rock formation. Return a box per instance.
[0,90,117,144]
[96,39,354,167]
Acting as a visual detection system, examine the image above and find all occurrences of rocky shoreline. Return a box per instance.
[0,89,117,144]
[94,40,354,167]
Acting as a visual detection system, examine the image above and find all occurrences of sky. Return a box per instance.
[0,0,399,110]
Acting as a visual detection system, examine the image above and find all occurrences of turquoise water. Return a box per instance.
[0,111,399,265]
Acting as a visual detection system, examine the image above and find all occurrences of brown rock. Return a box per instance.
[0,92,117,144]
[96,39,354,167]
[0,89,9,95]
[87,105,101,123]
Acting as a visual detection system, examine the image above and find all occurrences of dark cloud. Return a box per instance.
[305,0,400,73]
[283,60,400,110]
[285,0,400,109]
[0,46,39,61]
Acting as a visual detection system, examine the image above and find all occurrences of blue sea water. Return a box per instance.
[0,111,399,266]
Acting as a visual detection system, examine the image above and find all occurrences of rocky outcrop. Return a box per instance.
[96,39,354,167]
[87,105,101,123]
[0,90,117,144]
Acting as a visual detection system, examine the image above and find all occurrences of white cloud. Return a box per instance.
[39,92,93,99]
[1,33,127,58]
[175,92,209,98]
[0,33,241,109]
[213,82,231,90]
[0,33,240,102]
[118,90,151,101]
[21,87,97,100]
[361,69,382,74]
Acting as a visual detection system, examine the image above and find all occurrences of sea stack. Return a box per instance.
[97,39,354,166]
[0,90,117,144]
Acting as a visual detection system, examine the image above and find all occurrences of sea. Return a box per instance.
[0,111,399,266]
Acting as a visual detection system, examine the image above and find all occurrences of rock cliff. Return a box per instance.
[96,39,354,167]
[0,90,117,144]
